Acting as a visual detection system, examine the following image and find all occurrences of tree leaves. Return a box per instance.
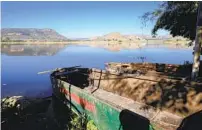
[141,2,198,40]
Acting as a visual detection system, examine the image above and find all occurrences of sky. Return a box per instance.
[2,1,169,38]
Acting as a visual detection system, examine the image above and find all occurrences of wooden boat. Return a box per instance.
[50,63,202,130]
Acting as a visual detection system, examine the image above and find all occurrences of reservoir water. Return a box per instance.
[1,44,194,98]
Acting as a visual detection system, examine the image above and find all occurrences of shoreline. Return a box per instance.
[1,40,144,44]
[1,40,192,50]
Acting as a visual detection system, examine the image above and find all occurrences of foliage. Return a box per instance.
[70,113,88,130]
[141,1,198,40]
[52,95,98,130]
[1,37,26,42]
[1,96,57,130]
[1,96,98,130]
[1,37,11,42]
[86,120,98,130]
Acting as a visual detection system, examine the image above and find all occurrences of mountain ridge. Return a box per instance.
[1,28,68,42]
[90,32,146,42]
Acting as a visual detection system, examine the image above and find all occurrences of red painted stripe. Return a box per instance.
[60,87,96,113]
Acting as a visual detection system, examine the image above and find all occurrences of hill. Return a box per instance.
[1,28,68,42]
[89,32,191,46]
[90,32,146,42]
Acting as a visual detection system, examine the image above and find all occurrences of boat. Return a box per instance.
[50,62,202,130]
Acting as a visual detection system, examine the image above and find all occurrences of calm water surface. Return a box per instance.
[1,44,194,98]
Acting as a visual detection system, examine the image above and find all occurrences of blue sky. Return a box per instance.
[2,1,169,38]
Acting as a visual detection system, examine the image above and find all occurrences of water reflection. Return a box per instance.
[1,44,67,56]
[1,43,191,56]
[1,44,194,98]
[77,42,191,52]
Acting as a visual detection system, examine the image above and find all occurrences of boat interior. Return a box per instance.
[51,63,202,117]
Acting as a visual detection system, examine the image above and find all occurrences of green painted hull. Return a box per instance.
[50,71,154,130]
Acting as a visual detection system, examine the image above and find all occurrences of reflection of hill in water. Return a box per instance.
[1,44,66,56]
[86,42,141,52]
[88,42,191,52]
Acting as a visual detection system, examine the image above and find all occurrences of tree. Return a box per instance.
[141,1,198,41]
[2,37,11,42]
[141,2,202,80]
[192,2,202,80]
